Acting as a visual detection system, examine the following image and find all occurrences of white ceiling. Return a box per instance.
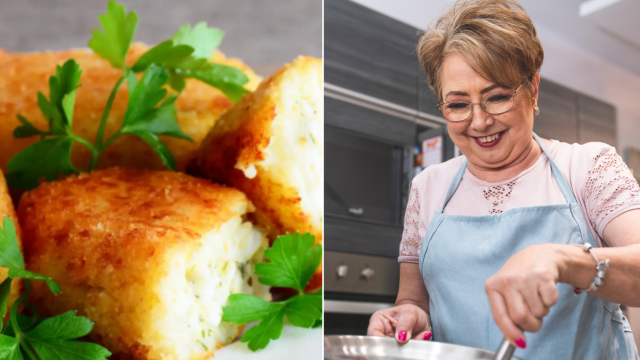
[580,0,640,50]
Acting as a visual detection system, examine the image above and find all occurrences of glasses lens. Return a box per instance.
[441,102,470,121]
[484,92,515,114]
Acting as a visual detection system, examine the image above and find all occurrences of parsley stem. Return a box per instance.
[93,72,127,157]
[101,129,122,154]
[71,135,100,172]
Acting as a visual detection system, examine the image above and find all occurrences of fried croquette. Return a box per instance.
[18,167,270,360]
[190,56,323,245]
[0,43,261,175]
[0,170,22,320]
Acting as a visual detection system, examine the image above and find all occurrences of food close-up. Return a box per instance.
[0,1,322,359]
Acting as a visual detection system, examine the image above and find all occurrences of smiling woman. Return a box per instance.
[368,0,640,359]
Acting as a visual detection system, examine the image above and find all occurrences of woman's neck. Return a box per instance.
[466,137,551,183]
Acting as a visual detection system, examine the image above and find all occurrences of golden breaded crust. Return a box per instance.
[0,43,261,175]
[0,170,22,320]
[190,56,323,243]
[18,168,252,359]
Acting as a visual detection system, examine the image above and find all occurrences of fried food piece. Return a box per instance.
[0,170,22,320]
[0,43,261,174]
[190,56,323,245]
[18,168,270,360]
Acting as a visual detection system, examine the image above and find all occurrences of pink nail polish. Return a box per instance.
[424,332,432,340]
[515,338,526,349]
[398,331,407,341]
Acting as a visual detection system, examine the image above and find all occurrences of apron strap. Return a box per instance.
[437,132,579,213]
[438,158,467,213]
[532,133,578,204]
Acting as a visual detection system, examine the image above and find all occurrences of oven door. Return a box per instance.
[324,251,400,335]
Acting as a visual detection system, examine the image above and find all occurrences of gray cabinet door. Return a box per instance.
[534,79,578,144]
[418,58,441,118]
[325,0,419,109]
[577,93,617,148]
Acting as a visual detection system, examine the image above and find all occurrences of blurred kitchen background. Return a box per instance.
[0,0,321,77]
[324,0,640,346]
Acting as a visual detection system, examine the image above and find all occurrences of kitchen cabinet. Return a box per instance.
[578,93,617,148]
[534,79,579,144]
[325,0,419,109]
[325,97,416,145]
[325,214,403,258]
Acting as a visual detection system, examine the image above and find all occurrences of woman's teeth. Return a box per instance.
[477,133,500,143]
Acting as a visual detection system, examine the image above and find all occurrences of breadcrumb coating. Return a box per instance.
[18,167,269,359]
[0,43,261,174]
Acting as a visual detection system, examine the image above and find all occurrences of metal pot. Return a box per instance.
[324,335,521,360]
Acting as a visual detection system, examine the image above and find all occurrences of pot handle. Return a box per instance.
[491,338,515,360]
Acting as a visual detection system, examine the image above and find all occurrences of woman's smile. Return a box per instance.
[471,130,506,147]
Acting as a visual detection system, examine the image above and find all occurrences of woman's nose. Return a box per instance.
[469,103,494,131]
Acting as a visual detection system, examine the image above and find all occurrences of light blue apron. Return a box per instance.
[418,133,639,360]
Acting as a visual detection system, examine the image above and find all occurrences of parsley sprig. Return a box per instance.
[7,1,250,189]
[222,233,322,351]
[0,216,111,359]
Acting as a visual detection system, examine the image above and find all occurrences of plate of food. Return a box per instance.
[0,2,323,359]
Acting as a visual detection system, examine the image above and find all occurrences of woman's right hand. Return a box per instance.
[367,304,433,343]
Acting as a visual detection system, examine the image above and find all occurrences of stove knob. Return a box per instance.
[361,267,375,280]
[336,265,348,278]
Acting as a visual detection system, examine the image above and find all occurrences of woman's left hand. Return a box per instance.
[485,244,564,349]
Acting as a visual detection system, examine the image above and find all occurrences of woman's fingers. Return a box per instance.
[367,311,393,337]
[394,307,419,343]
[538,278,559,308]
[507,287,543,332]
[413,330,434,341]
[487,289,526,348]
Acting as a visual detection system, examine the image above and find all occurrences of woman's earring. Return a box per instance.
[534,106,540,116]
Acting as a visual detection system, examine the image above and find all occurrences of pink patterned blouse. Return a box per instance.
[399,140,640,264]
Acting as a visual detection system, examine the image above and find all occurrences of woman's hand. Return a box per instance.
[367,304,433,343]
[485,244,563,349]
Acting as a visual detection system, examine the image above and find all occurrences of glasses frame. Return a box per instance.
[436,83,524,122]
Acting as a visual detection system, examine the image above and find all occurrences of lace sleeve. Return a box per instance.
[399,181,421,263]
[584,147,640,243]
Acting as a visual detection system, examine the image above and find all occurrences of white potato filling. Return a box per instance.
[153,217,270,358]
[241,67,323,228]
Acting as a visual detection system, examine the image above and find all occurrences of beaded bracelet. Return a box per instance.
[572,243,611,295]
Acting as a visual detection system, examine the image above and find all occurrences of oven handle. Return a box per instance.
[324,300,395,314]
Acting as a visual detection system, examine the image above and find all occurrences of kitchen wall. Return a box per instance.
[350,0,640,347]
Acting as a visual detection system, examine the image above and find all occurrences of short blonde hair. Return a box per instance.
[417,0,544,102]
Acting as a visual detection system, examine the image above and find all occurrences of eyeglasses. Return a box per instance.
[436,83,524,122]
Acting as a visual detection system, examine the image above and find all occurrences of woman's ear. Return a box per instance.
[531,73,540,107]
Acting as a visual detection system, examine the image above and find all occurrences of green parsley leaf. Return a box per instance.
[181,65,249,102]
[0,334,22,360]
[0,217,24,271]
[88,1,138,69]
[222,294,280,324]
[7,59,85,190]
[172,22,224,60]
[240,307,286,351]
[254,233,322,292]
[131,40,194,73]
[222,233,322,351]
[2,314,37,337]
[0,278,12,330]
[133,132,178,171]
[22,311,111,360]
[14,115,46,139]
[26,311,93,341]
[284,295,322,328]
[5,138,79,190]
[7,270,60,296]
